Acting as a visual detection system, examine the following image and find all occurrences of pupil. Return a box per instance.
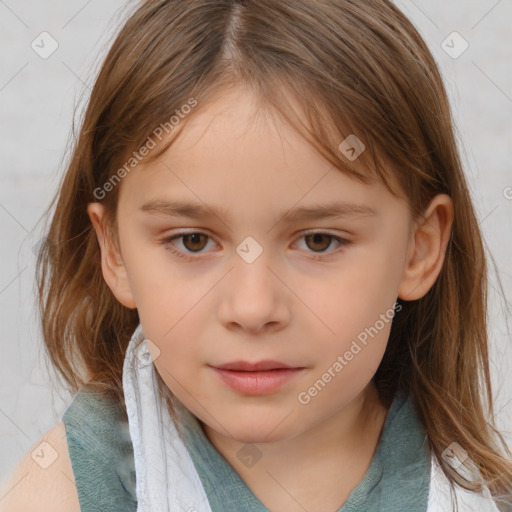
[308,234,330,252]
[185,233,205,251]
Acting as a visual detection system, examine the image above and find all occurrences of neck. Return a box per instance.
[200,383,389,511]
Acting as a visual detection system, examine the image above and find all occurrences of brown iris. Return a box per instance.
[181,233,209,252]
[304,233,333,252]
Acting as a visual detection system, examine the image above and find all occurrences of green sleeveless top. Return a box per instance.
[62,387,431,511]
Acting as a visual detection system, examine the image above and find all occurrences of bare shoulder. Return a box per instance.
[0,420,81,512]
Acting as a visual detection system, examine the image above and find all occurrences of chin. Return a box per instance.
[218,414,299,445]
[228,430,283,445]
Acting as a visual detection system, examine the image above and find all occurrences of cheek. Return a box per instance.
[306,236,405,375]
[313,253,403,344]
[344,224,408,307]
[320,305,393,381]
[121,235,204,327]
[149,332,203,399]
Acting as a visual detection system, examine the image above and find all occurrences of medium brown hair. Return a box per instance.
[35,0,512,508]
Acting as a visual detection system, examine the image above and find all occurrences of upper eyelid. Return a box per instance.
[162,228,348,241]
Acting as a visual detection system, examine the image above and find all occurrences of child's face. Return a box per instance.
[91,85,439,443]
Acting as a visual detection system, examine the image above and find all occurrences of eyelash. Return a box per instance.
[158,230,351,262]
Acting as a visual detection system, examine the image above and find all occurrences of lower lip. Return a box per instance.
[211,367,305,395]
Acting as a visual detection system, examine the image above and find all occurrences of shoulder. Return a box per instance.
[0,421,81,512]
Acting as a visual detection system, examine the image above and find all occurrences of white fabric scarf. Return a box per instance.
[122,323,501,512]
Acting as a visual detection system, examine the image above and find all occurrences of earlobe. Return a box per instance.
[87,203,137,309]
[398,194,454,301]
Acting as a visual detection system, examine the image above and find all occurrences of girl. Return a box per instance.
[2,0,512,511]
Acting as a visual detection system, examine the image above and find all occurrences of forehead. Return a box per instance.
[117,86,404,221]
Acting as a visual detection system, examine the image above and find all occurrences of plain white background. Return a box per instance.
[0,0,511,491]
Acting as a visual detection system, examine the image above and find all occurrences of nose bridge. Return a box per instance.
[218,236,288,331]
[232,234,276,296]
[235,234,267,265]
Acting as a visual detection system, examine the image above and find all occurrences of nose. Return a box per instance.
[217,254,291,336]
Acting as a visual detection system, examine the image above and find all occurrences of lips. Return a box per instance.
[212,360,300,371]
[211,366,305,395]
[209,360,306,395]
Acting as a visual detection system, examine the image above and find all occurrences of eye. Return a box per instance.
[296,230,349,255]
[161,232,215,258]
[159,230,350,260]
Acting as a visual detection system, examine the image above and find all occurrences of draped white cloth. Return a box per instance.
[122,323,501,512]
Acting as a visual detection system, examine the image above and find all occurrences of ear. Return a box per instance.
[87,202,137,309]
[398,194,454,301]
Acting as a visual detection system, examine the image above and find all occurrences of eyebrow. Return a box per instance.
[139,199,378,224]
